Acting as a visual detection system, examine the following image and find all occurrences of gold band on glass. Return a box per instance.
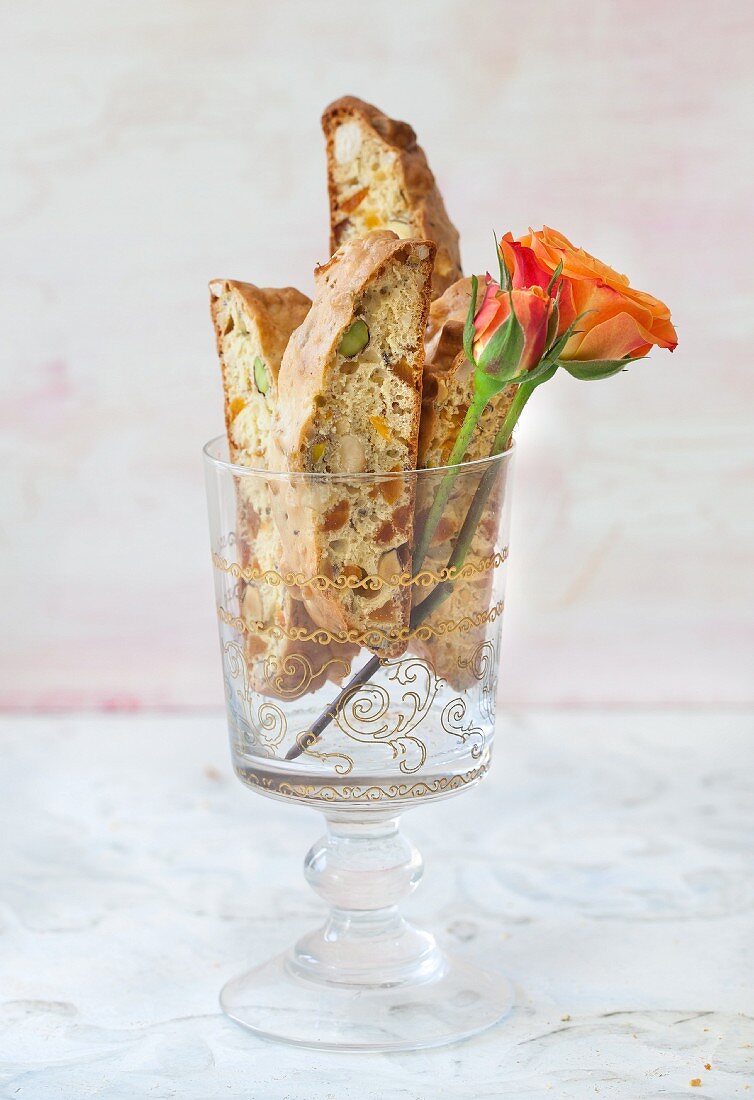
[218,602,504,647]
[234,761,491,803]
[212,549,508,591]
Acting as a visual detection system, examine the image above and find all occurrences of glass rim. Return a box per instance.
[202,434,515,481]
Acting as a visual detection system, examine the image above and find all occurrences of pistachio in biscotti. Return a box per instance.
[338,318,370,358]
[253,356,271,395]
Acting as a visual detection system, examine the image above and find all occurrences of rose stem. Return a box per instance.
[284,654,383,759]
[284,415,516,763]
[410,391,488,572]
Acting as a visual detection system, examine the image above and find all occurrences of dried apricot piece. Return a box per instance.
[376,519,396,544]
[340,186,369,214]
[390,358,415,388]
[370,415,391,441]
[379,476,402,505]
[323,499,349,532]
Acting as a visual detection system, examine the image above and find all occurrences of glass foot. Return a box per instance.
[220,948,513,1052]
[220,811,513,1050]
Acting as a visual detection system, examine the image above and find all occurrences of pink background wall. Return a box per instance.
[2,0,752,709]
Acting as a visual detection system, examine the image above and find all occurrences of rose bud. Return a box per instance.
[473,274,555,377]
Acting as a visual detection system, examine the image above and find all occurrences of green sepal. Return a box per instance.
[517,359,559,397]
[517,354,559,387]
[532,360,559,387]
[558,356,644,380]
[494,231,510,291]
[546,260,564,295]
[463,275,479,365]
[543,327,571,364]
[545,298,560,354]
[476,293,524,382]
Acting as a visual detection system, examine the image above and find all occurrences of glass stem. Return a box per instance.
[288,812,442,988]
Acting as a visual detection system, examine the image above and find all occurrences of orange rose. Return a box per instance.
[500,227,677,361]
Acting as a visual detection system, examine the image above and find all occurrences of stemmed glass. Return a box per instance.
[203,436,514,1051]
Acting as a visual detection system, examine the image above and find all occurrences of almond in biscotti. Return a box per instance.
[209,279,355,697]
[413,277,515,688]
[322,96,462,298]
[271,231,435,659]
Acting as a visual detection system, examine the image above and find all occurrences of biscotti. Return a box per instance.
[413,277,514,687]
[270,231,435,659]
[210,279,355,697]
[322,96,462,298]
[211,281,311,466]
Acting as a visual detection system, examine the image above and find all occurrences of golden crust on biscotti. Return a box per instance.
[271,231,435,658]
[209,279,355,698]
[322,96,462,298]
[414,277,514,688]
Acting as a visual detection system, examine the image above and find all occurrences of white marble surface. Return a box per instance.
[1,710,751,1098]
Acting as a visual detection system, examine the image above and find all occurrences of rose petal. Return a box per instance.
[512,287,553,370]
[564,311,655,361]
[500,234,551,291]
[473,275,503,344]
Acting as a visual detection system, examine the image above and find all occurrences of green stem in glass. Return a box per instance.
[411,389,488,573]
[489,375,538,453]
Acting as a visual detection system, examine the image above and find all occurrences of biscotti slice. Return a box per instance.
[210,280,355,698]
[271,231,435,659]
[210,281,311,466]
[322,96,461,298]
[413,277,515,687]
